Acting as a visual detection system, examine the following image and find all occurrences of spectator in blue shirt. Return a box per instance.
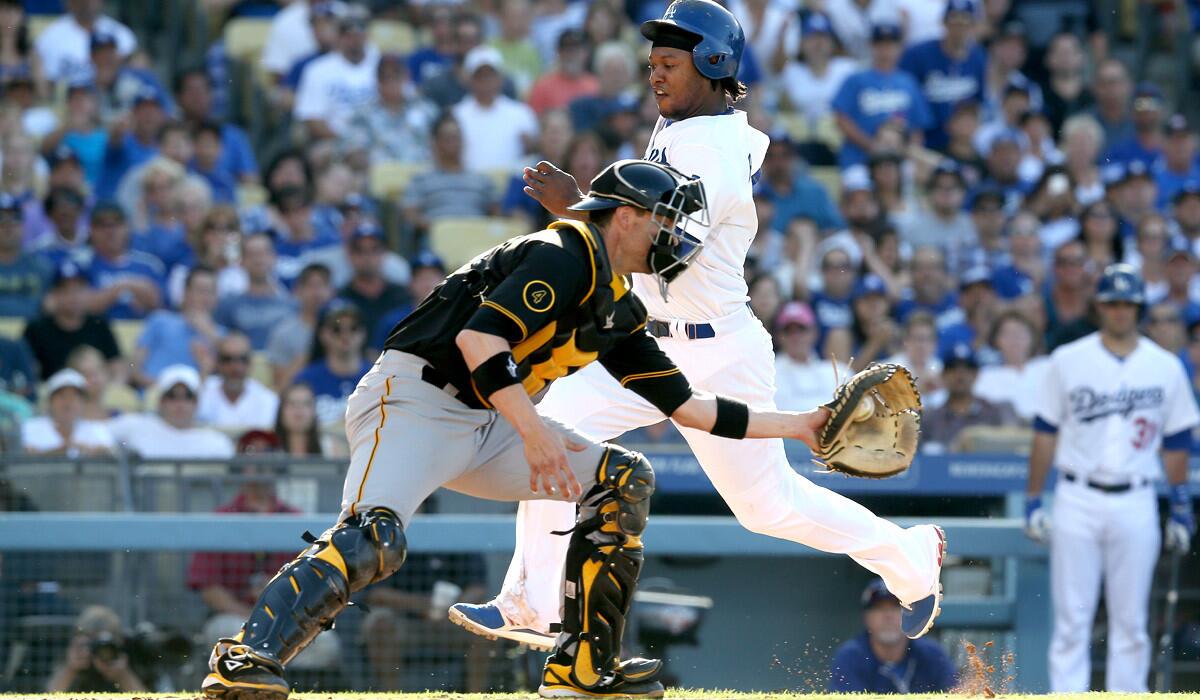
[977,129,1029,212]
[833,22,933,167]
[899,0,987,151]
[755,135,843,232]
[0,193,51,319]
[30,186,89,270]
[41,82,108,190]
[133,266,225,386]
[407,4,458,86]
[81,202,164,320]
[88,31,172,126]
[189,121,237,204]
[215,233,297,350]
[294,300,371,426]
[830,578,957,692]
[175,68,259,185]
[1104,83,1164,167]
[1154,114,1200,208]
[1087,58,1134,148]
[96,88,166,200]
[268,186,339,284]
[895,247,967,334]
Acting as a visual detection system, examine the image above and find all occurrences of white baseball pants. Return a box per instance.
[1049,477,1161,692]
[496,307,942,630]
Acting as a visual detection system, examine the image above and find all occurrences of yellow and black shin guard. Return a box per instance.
[234,508,406,664]
[544,448,658,694]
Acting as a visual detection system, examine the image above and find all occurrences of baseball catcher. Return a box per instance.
[200,160,845,700]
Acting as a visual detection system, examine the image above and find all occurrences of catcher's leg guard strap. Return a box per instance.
[548,448,653,690]
[240,508,406,664]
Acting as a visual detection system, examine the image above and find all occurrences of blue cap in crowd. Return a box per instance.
[969,185,1005,211]
[90,31,118,51]
[132,86,165,108]
[841,165,873,195]
[853,273,888,300]
[1133,83,1164,111]
[861,579,898,609]
[411,250,446,273]
[0,192,20,216]
[47,145,81,170]
[348,222,384,242]
[91,200,126,222]
[802,12,834,36]
[1173,181,1200,204]
[1166,113,1191,135]
[960,265,994,290]
[943,0,977,20]
[1124,159,1153,182]
[871,22,903,42]
[941,342,979,369]
[51,261,88,289]
[929,160,965,187]
[339,192,368,211]
[988,128,1024,153]
[1101,162,1127,188]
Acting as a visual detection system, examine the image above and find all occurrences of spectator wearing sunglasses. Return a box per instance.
[197,332,279,431]
[294,300,371,426]
[107,364,234,458]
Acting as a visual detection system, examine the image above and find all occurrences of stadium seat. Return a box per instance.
[369,161,423,199]
[369,20,417,55]
[0,316,23,340]
[809,166,840,197]
[484,167,518,197]
[429,216,527,269]
[111,319,145,358]
[223,17,272,61]
[250,352,273,388]
[26,14,57,42]
[237,182,268,207]
[953,425,1034,455]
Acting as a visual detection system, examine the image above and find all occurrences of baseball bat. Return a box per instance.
[1154,550,1183,693]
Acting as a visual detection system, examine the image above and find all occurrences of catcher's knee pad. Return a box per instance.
[547,447,653,690]
[239,508,406,664]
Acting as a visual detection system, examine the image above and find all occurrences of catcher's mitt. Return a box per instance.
[813,363,922,478]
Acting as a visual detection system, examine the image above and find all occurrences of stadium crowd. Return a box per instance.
[0,0,1199,692]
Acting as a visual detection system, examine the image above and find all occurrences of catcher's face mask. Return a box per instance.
[639,173,708,300]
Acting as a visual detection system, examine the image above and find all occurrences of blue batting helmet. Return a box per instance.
[1095,263,1145,304]
[641,0,745,80]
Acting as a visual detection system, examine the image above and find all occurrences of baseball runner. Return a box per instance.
[1025,263,1198,692]
[449,0,946,653]
[200,159,846,700]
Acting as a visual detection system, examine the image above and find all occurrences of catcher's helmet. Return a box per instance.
[568,159,709,300]
[641,0,745,80]
[1095,263,1145,304]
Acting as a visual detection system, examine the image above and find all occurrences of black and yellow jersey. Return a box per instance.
[384,219,693,414]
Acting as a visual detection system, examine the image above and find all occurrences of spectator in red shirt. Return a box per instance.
[526,29,598,115]
[186,430,341,671]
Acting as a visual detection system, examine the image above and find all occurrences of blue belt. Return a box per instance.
[646,319,716,340]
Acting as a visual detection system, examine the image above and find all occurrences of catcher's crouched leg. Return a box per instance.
[202,508,406,699]
[540,447,664,699]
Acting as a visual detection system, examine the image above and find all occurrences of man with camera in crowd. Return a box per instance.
[45,605,149,692]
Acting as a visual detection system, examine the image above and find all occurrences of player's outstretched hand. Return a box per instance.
[1024,495,1051,544]
[524,161,584,218]
[523,420,584,500]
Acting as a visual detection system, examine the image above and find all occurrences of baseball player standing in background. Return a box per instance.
[450,0,945,651]
[1025,263,1198,692]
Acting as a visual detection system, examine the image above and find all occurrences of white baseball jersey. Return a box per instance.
[633,110,770,323]
[1035,332,1200,482]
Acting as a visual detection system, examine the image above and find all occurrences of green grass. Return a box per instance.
[10,693,1200,699]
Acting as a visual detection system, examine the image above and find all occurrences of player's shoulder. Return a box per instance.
[1136,336,1189,371]
[1049,332,1101,362]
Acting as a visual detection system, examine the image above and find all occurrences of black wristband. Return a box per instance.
[471,351,521,398]
[712,395,749,440]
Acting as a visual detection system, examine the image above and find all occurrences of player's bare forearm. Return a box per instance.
[1162,449,1189,486]
[671,392,829,450]
[1026,430,1057,496]
[455,330,541,437]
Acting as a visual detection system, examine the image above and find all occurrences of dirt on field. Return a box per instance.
[957,640,1017,697]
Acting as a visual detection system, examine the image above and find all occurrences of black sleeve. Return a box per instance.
[463,242,584,343]
[94,319,121,360]
[600,331,694,416]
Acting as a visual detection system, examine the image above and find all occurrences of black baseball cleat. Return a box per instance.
[540,657,665,698]
[202,638,290,700]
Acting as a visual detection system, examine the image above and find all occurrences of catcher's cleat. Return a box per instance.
[901,525,946,640]
[202,639,289,700]
[448,601,556,650]
[540,661,665,698]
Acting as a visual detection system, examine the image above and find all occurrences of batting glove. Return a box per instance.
[1024,495,1051,544]
[1165,483,1195,554]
